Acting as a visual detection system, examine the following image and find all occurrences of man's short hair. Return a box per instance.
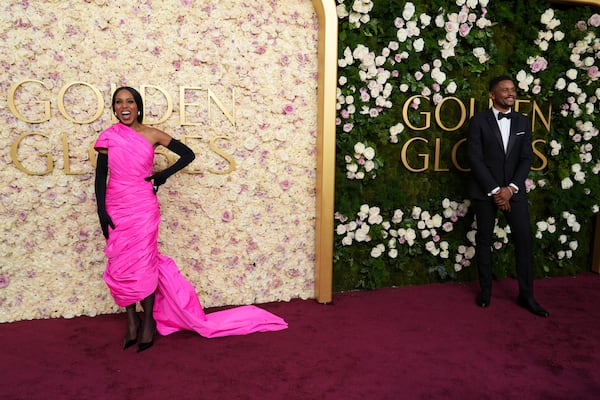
[489,75,514,92]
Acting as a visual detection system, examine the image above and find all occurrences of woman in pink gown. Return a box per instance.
[94,87,287,352]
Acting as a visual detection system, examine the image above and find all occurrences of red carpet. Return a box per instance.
[1,274,599,400]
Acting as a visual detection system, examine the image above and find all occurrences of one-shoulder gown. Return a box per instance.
[95,123,287,338]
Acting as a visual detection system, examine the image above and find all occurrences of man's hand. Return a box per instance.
[493,187,513,212]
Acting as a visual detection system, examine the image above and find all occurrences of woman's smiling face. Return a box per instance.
[113,89,139,125]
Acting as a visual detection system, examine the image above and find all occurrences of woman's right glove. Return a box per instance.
[95,152,115,239]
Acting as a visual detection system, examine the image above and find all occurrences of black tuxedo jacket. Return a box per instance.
[467,109,533,201]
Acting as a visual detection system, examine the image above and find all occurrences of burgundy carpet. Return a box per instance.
[1,274,599,400]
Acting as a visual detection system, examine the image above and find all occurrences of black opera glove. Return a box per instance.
[145,170,168,194]
[94,152,115,239]
[144,138,196,194]
[98,210,115,239]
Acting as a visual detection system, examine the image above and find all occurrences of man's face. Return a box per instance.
[489,79,516,112]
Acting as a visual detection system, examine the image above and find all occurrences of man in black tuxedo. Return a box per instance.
[467,75,549,317]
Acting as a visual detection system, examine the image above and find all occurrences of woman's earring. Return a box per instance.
[138,111,141,116]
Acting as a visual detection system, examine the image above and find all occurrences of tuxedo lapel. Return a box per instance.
[505,112,518,156]
[485,110,504,153]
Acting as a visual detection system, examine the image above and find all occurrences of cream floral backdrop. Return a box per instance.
[0,0,318,322]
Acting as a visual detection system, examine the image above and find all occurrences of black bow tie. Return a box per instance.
[497,112,512,120]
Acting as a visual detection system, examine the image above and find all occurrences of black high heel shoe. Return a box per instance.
[137,340,154,353]
[137,322,156,353]
[123,337,138,350]
[123,315,141,350]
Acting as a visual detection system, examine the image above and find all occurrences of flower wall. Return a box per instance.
[334,0,599,290]
[0,0,318,322]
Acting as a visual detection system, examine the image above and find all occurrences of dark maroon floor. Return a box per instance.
[1,274,599,400]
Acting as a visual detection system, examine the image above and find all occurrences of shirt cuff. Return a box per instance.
[509,183,519,193]
[488,186,500,196]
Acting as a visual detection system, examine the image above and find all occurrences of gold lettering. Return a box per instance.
[208,136,237,175]
[10,133,53,175]
[180,86,203,126]
[434,97,467,132]
[57,82,104,124]
[433,138,449,171]
[401,137,429,172]
[469,98,476,119]
[532,101,552,133]
[514,99,530,115]
[180,135,203,174]
[451,138,469,172]
[62,134,86,175]
[402,95,431,131]
[8,80,51,123]
[208,88,236,127]
[90,144,98,168]
[532,139,548,171]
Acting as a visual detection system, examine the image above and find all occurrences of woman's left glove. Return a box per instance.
[145,139,195,193]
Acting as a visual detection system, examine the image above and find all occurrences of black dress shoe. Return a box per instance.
[476,291,491,308]
[517,295,549,317]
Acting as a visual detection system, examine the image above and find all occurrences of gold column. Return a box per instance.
[312,0,337,303]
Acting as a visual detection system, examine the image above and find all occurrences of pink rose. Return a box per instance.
[458,23,471,37]
[0,274,9,289]
[587,66,599,80]
[222,211,233,223]
[279,180,290,191]
[530,57,548,73]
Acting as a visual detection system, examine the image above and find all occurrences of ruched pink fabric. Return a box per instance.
[95,123,287,338]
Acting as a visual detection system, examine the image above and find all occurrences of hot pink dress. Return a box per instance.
[95,123,287,338]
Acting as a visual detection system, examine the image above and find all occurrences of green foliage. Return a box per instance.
[333,0,599,291]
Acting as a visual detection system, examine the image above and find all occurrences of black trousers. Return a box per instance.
[473,198,534,297]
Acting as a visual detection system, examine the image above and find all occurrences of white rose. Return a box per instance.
[397,29,408,43]
[413,38,425,52]
[435,14,445,28]
[363,146,375,160]
[370,245,384,258]
[554,31,565,41]
[561,177,574,189]
[567,82,580,94]
[336,4,349,18]
[566,69,578,80]
[341,234,354,246]
[555,78,566,90]
[446,81,457,94]
[559,234,567,244]
[420,14,431,27]
[431,68,446,84]
[354,142,366,154]
[540,9,555,26]
[402,2,416,20]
